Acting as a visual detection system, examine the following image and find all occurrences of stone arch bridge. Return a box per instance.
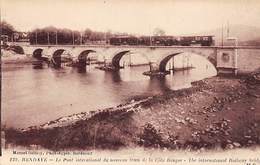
[20,44,260,75]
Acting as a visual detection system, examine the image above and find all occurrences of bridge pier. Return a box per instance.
[71,59,88,68]
[51,57,62,68]
[216,48,238,76]
[32,60,44,69]
[143,62,171,76]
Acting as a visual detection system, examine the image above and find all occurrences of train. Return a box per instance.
[109,35,214,46]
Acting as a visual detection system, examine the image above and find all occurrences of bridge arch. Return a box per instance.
[111,50,131,69]
[78,50,96,61]
[159,52,182,72]
[158,51,217,72]
[111,50,151,69]
[32,48,44,59]
[11,45,24,54]
[77,50,96,67]
[52,49,66,58]
[51,49,73,68]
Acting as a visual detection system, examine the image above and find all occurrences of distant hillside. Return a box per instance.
[192,25,260,46]
[239,37,260,46]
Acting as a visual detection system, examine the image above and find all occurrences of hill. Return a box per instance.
[192,25,260,46]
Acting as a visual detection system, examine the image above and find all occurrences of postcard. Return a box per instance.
[1,0,260,165]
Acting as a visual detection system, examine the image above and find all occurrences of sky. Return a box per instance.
[1,0,260,35]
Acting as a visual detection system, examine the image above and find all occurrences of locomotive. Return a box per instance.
[109,35,214,46]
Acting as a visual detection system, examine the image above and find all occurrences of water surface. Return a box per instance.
[2,53,216,128]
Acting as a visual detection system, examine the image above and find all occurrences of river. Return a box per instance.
[2,53,217,128]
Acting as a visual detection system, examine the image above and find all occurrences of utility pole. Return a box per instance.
[11,34,13,44]
[182,54,185,70]
[221,23,224,47]
[227,21,230,38]
[72,31,75,45]
[150,35,152,46]
[187,55,190,68]
[80,32,82,45]
[149,25,152,46]
[56,31,58,45]
[105,32,107,45]
[35,31,38,45]
[47,32,50,45]
[172,57,174,72]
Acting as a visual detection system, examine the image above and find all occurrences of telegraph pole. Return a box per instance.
[149,25,152,46]
[227,21,230,38]
[56,31,58,45]
[72,31,75,45]
[35,31,38,45]
[129,54,132,67]
[221,23,224,47]
[47,32,50,45]
[80,32,82,45]
[172,57,174,72]
[150,35,152,46]
[11,34,14,44]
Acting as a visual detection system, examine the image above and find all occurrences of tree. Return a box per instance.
[84,28,92,41]
[0,21,16,41]
[153,28,166,36]
[29,27,81,45]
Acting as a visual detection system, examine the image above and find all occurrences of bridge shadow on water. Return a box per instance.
[32,60,49,69]
[103,70,122,83]
[31,58,216,94]
[146,76,172,93]
[101,65,175,93]
[77,66,87,73]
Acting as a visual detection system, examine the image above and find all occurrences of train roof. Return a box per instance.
[178,35,215,37]
[110,35,136,38]
[110,35,215,38]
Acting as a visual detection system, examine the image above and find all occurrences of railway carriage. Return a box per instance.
[179,36,214,46]
[109,35,214,46]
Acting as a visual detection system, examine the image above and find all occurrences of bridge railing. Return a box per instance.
[9,41,260,49]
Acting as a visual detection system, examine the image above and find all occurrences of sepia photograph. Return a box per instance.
[1,0,260,164]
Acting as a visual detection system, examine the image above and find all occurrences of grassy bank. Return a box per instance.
[3,72,260,151]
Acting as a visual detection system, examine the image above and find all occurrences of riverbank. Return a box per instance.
[1,50,34,71]
[3,70,260,151]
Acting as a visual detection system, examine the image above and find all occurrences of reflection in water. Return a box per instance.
[2,54,216,128]
[147,77,172,93]
[33,64,43,69]
[104,71,122,83]
[32,59,50,69]
[32,60,44,69]
[77,66,87,73]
